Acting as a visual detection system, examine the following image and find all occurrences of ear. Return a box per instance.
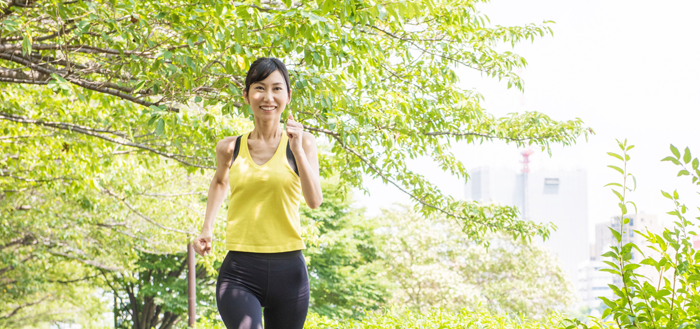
[243,89,249,104]
[287,88,293,104]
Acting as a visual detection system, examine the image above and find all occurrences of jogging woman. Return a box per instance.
[192,57,323,329]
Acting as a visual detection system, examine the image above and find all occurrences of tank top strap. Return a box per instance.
[239,132,251,159]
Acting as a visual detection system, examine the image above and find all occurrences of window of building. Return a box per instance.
[543,178,559,194]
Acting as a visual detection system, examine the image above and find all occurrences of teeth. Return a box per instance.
[261,106,276,111]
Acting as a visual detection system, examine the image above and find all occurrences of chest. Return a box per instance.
[246,137,281,166]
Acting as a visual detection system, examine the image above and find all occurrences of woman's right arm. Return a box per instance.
[192,136,237,256]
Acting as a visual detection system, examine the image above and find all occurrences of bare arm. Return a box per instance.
[193,136,237,256]
[285,116,323,208]
[294,131,323,209]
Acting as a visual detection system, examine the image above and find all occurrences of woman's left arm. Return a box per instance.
[287,118,323,208]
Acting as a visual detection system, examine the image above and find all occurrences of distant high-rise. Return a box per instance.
[465,165,589,285]
[578,213,664,310]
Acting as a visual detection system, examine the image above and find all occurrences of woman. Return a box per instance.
[192,57,323,329]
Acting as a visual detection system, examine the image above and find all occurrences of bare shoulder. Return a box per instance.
[216,136,239,156]
[302,132,316,147]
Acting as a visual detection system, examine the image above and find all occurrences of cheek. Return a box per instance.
[248,93,263,103]
[276,94,290,105]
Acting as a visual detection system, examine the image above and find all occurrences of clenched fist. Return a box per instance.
[192,232,212,256]
[285,114,304,155]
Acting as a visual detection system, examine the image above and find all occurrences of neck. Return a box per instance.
[250,117,282,142]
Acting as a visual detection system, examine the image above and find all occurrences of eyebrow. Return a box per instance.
[252,82,285,86]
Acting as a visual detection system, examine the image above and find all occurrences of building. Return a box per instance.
[594,213,663,286]
[464,164,589,286]
[576,260,615,310]
[577,213,664,310]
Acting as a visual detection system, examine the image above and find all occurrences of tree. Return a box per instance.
[377,205,575,316]
[104,252,217,329]
[2,0,591,324]
[1,0,590,241]
[301,178,390,319]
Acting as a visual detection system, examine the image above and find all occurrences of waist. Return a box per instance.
[226,249,302,260]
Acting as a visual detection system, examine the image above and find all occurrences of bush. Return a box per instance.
[563,141,700,328]
[304,307,569,329]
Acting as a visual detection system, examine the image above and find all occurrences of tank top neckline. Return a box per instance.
[242,131,287,169]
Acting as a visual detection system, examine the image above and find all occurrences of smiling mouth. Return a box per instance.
[260,106,277,112]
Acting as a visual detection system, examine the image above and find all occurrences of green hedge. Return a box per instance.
[197,307,569,329]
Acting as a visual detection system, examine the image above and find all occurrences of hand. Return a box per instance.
[192,232,212,257]
[285,114,304,155]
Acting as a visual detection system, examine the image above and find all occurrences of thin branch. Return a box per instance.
[0,112,214,169]
[0,296,49,320]
[48,250,123,271]
[102,188,198,236]
[47,274,99,284]
[0,53,178,112]
[329,134,492,227]
[423,131,562,142]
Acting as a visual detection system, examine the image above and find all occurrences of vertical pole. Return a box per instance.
[114,292,118,328]
[187,243,196,327]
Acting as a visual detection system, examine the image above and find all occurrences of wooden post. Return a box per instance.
[187,243,196,327]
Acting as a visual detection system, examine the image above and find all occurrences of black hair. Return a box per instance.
[244,57,291,95]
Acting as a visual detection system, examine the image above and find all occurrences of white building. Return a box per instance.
[577,260,615,310]
[465,166,589,286]
[576,213,665,311]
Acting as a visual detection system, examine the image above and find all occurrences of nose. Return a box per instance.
[263,90,274,103]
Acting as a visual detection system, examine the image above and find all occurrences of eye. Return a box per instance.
[255,86,264,90]
[275,87,283,91]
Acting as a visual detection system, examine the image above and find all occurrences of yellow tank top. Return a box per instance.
[225,132,305,252]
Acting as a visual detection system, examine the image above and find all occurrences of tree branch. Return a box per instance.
[0,53,178,112]
[423,130,563,142]
[0,296,49,320]
[329,134,491,228]
[0,111,214,169]
[47,250,123,271]
[102,187,198,236]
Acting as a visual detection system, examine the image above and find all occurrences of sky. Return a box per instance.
[353,0,700,244]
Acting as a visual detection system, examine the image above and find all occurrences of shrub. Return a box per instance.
[563,141,700,328]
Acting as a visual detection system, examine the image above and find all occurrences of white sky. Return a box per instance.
[353,0,700,244]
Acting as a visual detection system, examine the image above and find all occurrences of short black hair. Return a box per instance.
[244,57,291,95]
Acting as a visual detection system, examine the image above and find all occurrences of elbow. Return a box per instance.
[307,196,323,209]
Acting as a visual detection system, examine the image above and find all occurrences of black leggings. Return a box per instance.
[216,250,309,329]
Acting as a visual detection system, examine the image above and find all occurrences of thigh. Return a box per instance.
[217,287,263,329]
[217,252,267,329]
[262,254,310,329]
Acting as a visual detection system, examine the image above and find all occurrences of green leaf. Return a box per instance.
[693,158,699,170]
[608,165,624,175]
[133,80,147,92]
[670,144,680,158]
[661,156,677,162]
[623,263,640,271]
[607,152,623,161]
[604,182,622,188]
[678,169,690,177]
[618,202,627,214]
[600,268,620,276]
[683,147,691,164]
[609,227,622,242]
[611,189,624,202]
[156,118,165,135]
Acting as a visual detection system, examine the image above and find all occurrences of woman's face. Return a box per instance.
[244,70,291,122]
